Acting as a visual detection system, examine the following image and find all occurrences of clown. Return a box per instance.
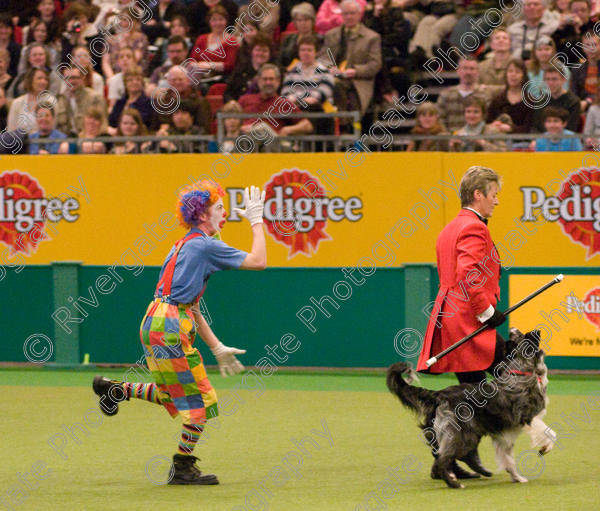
[93,180,267,485]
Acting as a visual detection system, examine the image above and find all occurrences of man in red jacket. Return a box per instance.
[416,166,507,479]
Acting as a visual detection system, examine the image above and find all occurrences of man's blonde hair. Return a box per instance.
[459,166,501,207]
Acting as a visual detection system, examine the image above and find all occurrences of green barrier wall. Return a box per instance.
[1,264,594,370]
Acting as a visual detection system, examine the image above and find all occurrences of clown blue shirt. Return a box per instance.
[157,228,247,303]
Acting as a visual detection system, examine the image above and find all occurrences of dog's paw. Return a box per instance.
[446,473,464,489]
[512,475,528,483]
[537,427,557,455]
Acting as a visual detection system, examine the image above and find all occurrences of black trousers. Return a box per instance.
[455,333,506,385]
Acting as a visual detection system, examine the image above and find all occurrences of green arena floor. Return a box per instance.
[1,369,599,511]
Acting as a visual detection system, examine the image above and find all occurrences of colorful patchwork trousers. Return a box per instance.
[139,298,218,425]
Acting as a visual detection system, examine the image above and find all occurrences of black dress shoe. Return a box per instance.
[92,375,127,416]
[460,449,493,477]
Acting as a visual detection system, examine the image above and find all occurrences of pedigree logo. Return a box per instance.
[227,169,363,258]
[521,169,600,259]
[0,171,80,254]
[565,288,600,330]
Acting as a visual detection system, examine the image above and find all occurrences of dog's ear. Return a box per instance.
[524,330,541,349]
[504,339,517,358]
[509,327,523,344]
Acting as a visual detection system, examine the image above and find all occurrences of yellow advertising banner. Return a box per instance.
[0,153,449,267]
[509,274,600,357]
[444,152,600,268]
[0,151,598,268]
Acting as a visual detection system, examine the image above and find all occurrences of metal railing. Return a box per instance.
[215,111,362,153]
[10,131,592,154]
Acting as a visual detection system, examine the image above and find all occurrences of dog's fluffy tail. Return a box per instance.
[386,362,437,417]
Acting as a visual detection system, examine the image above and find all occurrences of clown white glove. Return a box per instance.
[210,341,246,377]
[233,186,266,226]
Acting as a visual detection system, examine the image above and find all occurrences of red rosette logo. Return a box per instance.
[264,169,332,258]
[555,169,600,259]
[0,171,48,254]
[583,288,600,330]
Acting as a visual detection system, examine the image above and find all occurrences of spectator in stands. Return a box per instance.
[109,67,156,132]
[549,0,572,21]
[7,43,60,99]
[583,92,600,143]
[63,45,105,97]
[552,0,594,54]
[0,14,21,77]
[224,32,273,101]
[149,36,190,92]
[448,0,515,54]
[363,0,411,98]
[323,0,382,115]
[487,59,534,134]
[107,47,137,109]
[162,65,211,129]
[479,29,512,87]
[450,96,506,152]
[55,66,106,136]
[533,67,581,131]
[238,2,281,37]
[106,46,137,108]
[110,108,148,154]
[156,14,192,64]
[527,35,571,95]
[533,105,583,150]
[316,0,367,34]
[436,57,493,133]
[79,106,108,154]
[279,3,322,70]
[101,12,149,79]
[7,68,53,134]
[406,101,448,151]
[153,99,205,153]
[570,33,600,112]
[239,63,313,150]
[142,0,184,44]
[191,6,239,81]
[18,20,59,74]
[408,0,457,59]
[0,86,7,130]
[28,105,69,155]
[220,99,243,152]
[282,34,336,134]
[0,49,12,91]
[59,3,94,65]
[509,0,559,62]
[232,19,260,68]
[186,0,240,39]
[30,0,60,42]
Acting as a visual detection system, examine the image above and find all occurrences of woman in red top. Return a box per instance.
[191,5,239,79]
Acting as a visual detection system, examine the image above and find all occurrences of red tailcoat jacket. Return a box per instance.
[416,209,501,373]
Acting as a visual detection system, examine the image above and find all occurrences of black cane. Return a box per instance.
[425,274,564,368]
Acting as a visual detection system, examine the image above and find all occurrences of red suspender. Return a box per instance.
[155,232,204,298]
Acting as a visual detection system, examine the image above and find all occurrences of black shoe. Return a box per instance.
[168,454,219,485]
[92,375,127,416]
[431,461,480,480]
[460,449,493,477]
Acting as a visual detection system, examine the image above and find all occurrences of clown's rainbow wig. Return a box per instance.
[176,179,225,229]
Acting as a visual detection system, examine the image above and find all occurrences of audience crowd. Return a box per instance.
[0,0,599,153]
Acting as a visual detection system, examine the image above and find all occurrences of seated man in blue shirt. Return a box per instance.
[534,106,583,152]
[29,106,69,155]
